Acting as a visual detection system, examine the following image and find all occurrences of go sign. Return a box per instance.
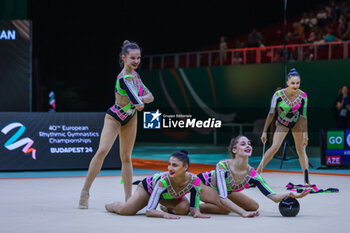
[327,131,344,149]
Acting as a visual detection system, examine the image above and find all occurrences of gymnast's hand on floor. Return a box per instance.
[163,213,180,220]
[289,189,310,199]
[191,209,211,218]
[241,211,260,218]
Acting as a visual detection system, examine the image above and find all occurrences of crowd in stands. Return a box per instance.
[244,0,350,48]
[288,1,349,45]
[146,1,350,69]
[214,0,350,64]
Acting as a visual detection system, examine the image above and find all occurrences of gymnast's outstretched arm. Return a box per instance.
[249,175,310,203]
[145,181,180,219]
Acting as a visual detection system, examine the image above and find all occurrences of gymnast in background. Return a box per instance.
[257,68,311,185]
[79,40,154,209]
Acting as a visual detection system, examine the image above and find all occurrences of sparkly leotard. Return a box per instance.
[269,89,308,129]
[198,160,275,199]
[142,172,201,211]
[106,70,151,125]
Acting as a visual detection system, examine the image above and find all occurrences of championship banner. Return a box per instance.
[0,112,121,171]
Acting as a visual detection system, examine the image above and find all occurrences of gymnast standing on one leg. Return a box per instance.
[257,68,310,185]
[105,150,210,219]
[198,136,309,217]
[79,40,154,209]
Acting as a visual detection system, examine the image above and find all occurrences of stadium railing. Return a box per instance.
[142,41,350,70]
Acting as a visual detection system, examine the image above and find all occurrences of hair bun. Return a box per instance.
[123,40,130,46]
[180,150,188,155]
[287,68,300,78]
